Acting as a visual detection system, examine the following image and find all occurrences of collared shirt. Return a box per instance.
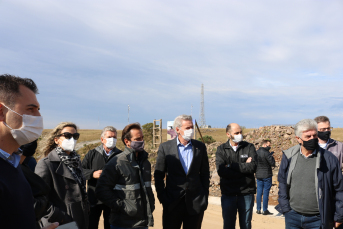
[0,148,21,168]
[177,137,193,174]
[300,147,317,158]
[229,141,239,152]
[103,147,113,157]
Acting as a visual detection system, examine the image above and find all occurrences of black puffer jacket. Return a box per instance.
[82,145,122,206]
[216,141,257,196]
[95,147,155,228]
[256,147,275,179]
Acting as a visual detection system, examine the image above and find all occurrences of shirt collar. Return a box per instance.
[103,147,113,156]
[0,148,21,168]
[300,147,317,158]
[176,137,192,147]
[229,140,239,148]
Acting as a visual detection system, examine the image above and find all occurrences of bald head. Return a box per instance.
[226,123,241,134]
[226,123,242,141]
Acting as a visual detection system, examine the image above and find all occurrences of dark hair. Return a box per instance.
[314,116,330,124]
[226,124,232,133]
[121,122,142,144]
[261,139,271,146]
[0,74,38,107]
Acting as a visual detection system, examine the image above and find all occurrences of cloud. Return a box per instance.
[0,0,342,129]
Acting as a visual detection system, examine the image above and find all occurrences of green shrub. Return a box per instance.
[198,135,216,144]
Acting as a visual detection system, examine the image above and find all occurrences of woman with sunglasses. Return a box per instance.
[35,122,90,229]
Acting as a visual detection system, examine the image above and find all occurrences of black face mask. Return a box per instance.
[301,138,318,151]
[19,140,38,157]
[318,131,331,141]
[265,146,271,151]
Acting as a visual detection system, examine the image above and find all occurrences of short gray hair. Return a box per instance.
[101,126,117,139]
[294,119,318,137]
[173,114,193,130]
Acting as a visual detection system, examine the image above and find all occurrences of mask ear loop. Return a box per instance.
[0,103,21,130]
[1,103,23,117]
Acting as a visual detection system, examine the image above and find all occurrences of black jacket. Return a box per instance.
[216,140,257,196]
[256,147,275,179]
[96,147,155,228]
[21,163,51,228]
[154,138,210,215]
[82,145,122,206]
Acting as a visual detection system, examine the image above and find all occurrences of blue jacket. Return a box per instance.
[276,144,343,229]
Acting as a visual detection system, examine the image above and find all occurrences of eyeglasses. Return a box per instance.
[318,127,333,132]
[58,132,80,140]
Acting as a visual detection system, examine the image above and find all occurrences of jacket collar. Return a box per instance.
[48,148,62,162]
[123,146,148,167]
[47,148,76,180]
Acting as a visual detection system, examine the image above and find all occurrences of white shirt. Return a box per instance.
[230,141,238,152]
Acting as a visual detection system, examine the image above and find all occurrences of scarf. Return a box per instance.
[56,147,88,201]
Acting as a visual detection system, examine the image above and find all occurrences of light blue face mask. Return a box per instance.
[1,103,43,146]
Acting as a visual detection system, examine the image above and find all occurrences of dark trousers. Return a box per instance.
[89,204,111,229]
[221,194,254,229]
[163,198,204,229]
[256,177,272,212]
[284,209,321,229]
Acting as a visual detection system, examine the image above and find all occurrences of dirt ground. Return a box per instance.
[97,193,285,229]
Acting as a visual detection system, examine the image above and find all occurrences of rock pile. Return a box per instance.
[205,125,298,200]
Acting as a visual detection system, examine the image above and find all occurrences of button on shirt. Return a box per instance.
[177,137,193,174]
[0,148,21,168]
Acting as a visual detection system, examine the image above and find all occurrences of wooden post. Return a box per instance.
[195,120,204,143]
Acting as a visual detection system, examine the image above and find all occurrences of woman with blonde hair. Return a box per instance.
[35,122,89,229]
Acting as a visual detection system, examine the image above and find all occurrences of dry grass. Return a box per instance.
[331,128,343,142]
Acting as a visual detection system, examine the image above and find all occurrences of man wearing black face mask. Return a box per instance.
[276,119,343,229]
[256,140,275,215]
[96,123,155,229]
[314,116,343,169]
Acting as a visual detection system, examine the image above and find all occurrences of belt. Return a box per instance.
[294,210,320,217]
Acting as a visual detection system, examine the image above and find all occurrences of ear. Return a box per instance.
[175,126,180,134]
[295,136,302,144]
[54,137,59,145]
[0,104,5,122]
[124,138,130,147]
[226,132,231,138]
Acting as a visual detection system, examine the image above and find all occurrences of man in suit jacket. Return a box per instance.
[154,114,210,229]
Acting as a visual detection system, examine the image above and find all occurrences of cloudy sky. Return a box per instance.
[1,0,342,129]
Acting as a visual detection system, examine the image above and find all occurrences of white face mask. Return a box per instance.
[182,128,194,141]
[60,138,77,152]
[232,134,243,143]
[105,137,117,149]
[2,104,43,146]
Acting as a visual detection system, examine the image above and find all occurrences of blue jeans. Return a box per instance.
[285,209,321,229]
[221,194,254,229]
[110,226,148,229]
[256,177,272,212]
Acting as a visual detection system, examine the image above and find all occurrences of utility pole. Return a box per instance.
[128,105,130,124]
[199,84,206,128]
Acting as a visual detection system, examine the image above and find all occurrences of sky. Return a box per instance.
[1,0,343,129]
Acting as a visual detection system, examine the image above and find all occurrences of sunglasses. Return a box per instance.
[58,132,80,140]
